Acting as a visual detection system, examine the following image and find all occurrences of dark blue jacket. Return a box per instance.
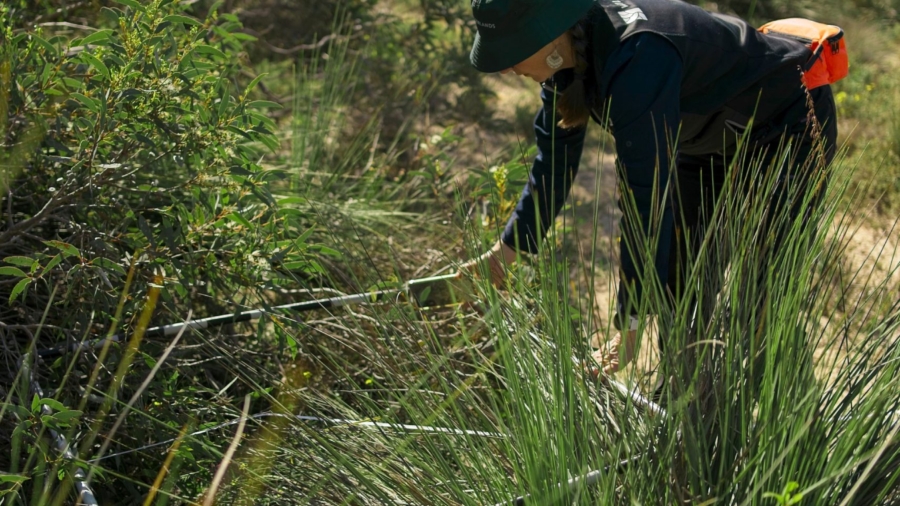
[499,0,814,320]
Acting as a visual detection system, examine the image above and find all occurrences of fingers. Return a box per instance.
[586,329,642,380]
[590,330,638,376]
[602,360,620,376]
[456,243,511,288]
[581,356,602,380]
[485,252,507,287]
[592,345,621,375]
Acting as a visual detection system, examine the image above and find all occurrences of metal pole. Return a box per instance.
[38,274,467,358]
[20,353,99,506]
[602,376,667,419]
[38,289,397,357]
[21,273,466,504]
[90,412,507,463]
[24,273,661,506]
[525,330,668,418]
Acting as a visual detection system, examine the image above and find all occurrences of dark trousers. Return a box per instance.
[664,85,838,336]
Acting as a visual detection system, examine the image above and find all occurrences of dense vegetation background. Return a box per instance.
[1,0,899,504]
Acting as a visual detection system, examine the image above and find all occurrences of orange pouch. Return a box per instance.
[758,18,849,90]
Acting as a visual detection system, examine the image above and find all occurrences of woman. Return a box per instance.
[461,0,838,374]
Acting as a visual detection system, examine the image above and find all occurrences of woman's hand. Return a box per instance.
[591,329,638,376]
[457,240,518,288]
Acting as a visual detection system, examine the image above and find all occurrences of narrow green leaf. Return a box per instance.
[12,423,27,439]
[39,398,67,412]
[276,208,304,218]
[0,266,27,277]
[52,410,83,423]
[40,415,61,430]
[233,32,258,42]
[62,77,84,90]
[70,93,100,113]
[4,256,35,268]
[316,246,342,258]
[108,53,127,67]
[226,212,251,228]
[277,197,308,206]
[99,7,121,22]
[0,473,29,484]
[92,257,127,275]
[162,14,201,26]
[143,353,158,368]
[44,240,80,258]
[247,100,282,110]
[217,93,231,118]
[248,111,276,129]
[296,227,315,245]
[176,50,195,72]
[244,73,267,95]
[304,261,325,274]
[31,394,40,413]
[194,44,226,59]
[80,52,110,79]
[39,63,52,86]
[113,0,145,12]
[226,125,252,140]
[30,34,57,56]
[11,405,31,420]
[258,134,280,152]
[80,29,114,46]
[42,254,64,273]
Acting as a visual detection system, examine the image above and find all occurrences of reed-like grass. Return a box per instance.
[5,5,900,505]
[196,106,900,504]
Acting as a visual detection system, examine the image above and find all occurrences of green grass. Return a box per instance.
[195,133,900,505]
[2,1,900,505]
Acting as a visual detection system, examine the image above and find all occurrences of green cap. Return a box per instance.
[470,0,595,73]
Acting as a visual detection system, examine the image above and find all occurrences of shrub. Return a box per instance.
[0,1,323,500]
[0,0,307,336]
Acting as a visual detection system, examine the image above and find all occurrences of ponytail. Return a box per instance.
[556,19,591,129]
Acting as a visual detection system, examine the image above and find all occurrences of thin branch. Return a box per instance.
[37,22,97,31]
[90,311,192,468]
[202,394,251,506]
[0,168,115,244]
[242,29,364,56]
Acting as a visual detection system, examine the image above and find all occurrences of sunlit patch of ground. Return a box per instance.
[449,73,544,172]
[812,214,900,384]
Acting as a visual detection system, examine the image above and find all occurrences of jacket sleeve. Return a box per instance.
[606,34,682,322]
[500,80,587,253]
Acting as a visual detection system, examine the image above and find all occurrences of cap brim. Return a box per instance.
[470,30,549,73]
[469,0,595,73]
